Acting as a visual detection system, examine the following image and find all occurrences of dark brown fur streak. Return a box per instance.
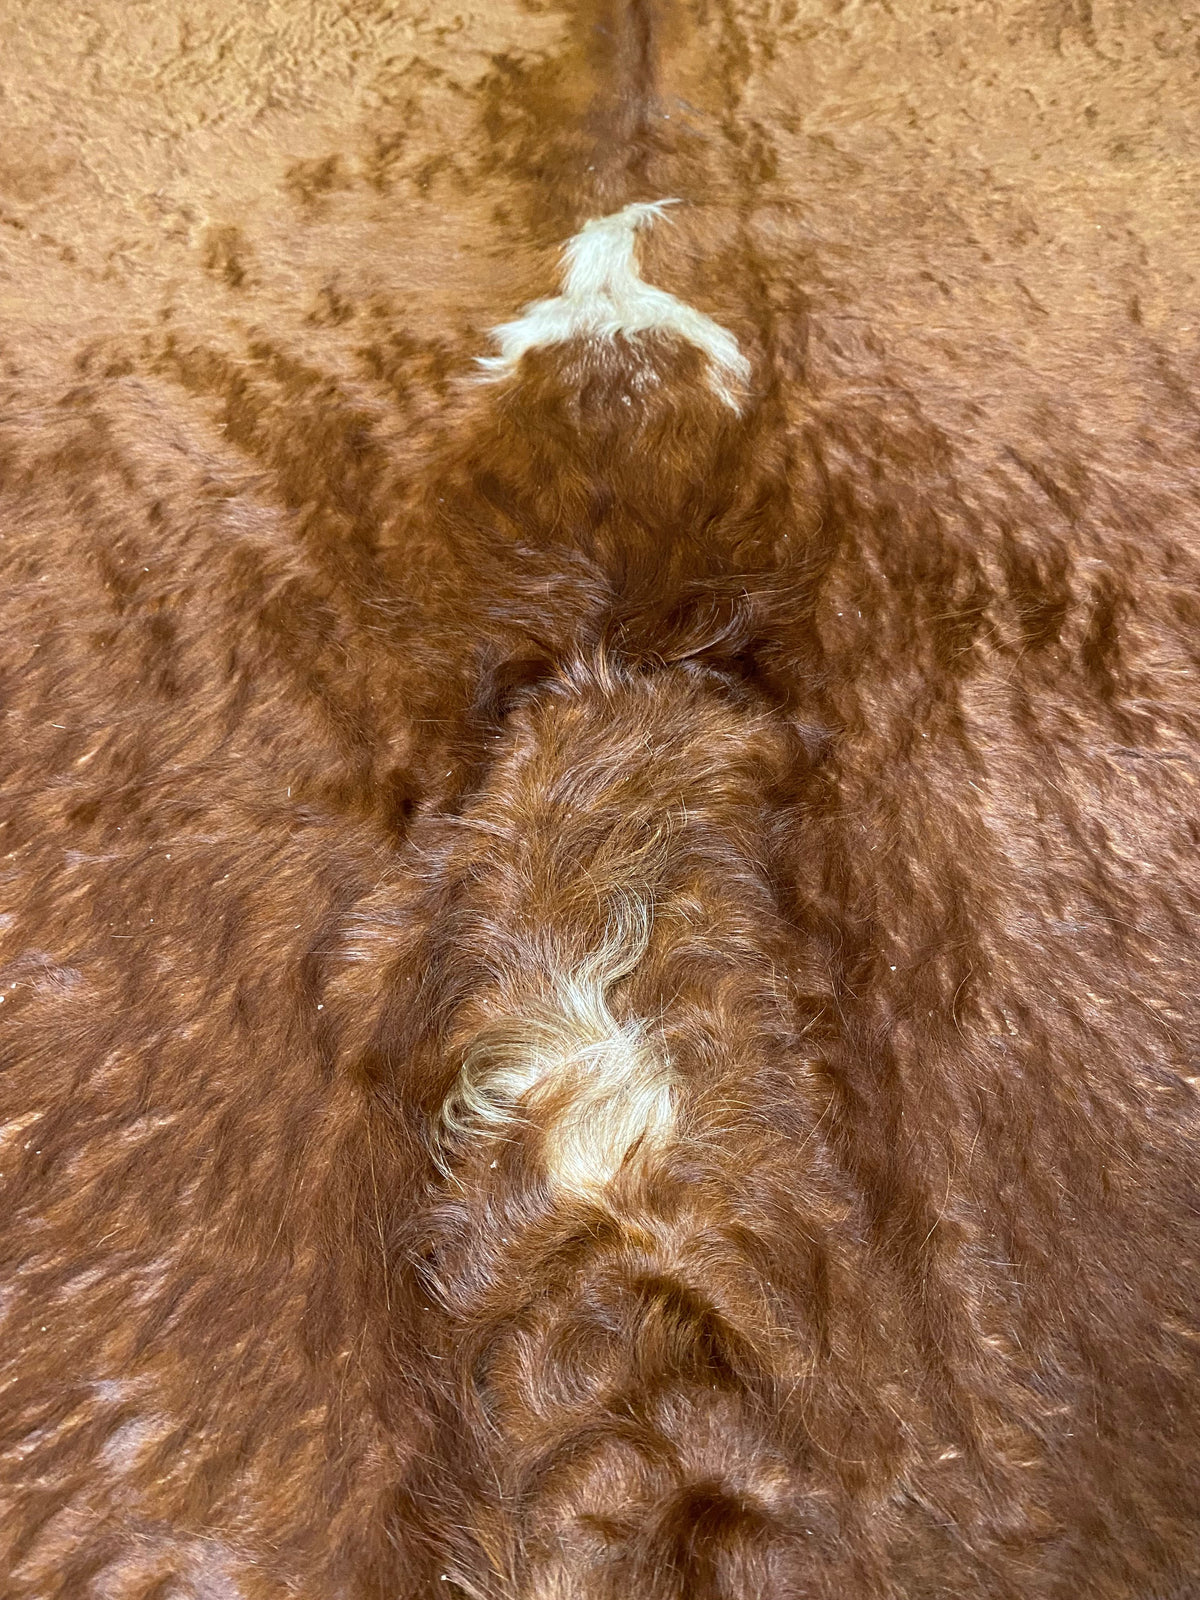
[2,3,1200,1597]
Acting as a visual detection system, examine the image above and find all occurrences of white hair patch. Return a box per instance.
[478,200,751,412]
[439,897,675,1199]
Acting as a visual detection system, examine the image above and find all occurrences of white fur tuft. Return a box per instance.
[439,895,675,1198]
[478,200,750,412]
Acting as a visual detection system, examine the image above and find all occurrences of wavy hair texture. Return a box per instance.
[2,2,1200,1599]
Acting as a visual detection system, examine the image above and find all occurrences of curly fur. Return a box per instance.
[2,2,1200,1598]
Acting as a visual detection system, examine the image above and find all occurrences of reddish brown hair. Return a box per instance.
[3,2,1200,1597]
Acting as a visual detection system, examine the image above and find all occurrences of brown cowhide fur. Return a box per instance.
[3,3,1200,1598]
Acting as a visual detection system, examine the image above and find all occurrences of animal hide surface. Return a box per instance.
[2,3,1200,1597]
